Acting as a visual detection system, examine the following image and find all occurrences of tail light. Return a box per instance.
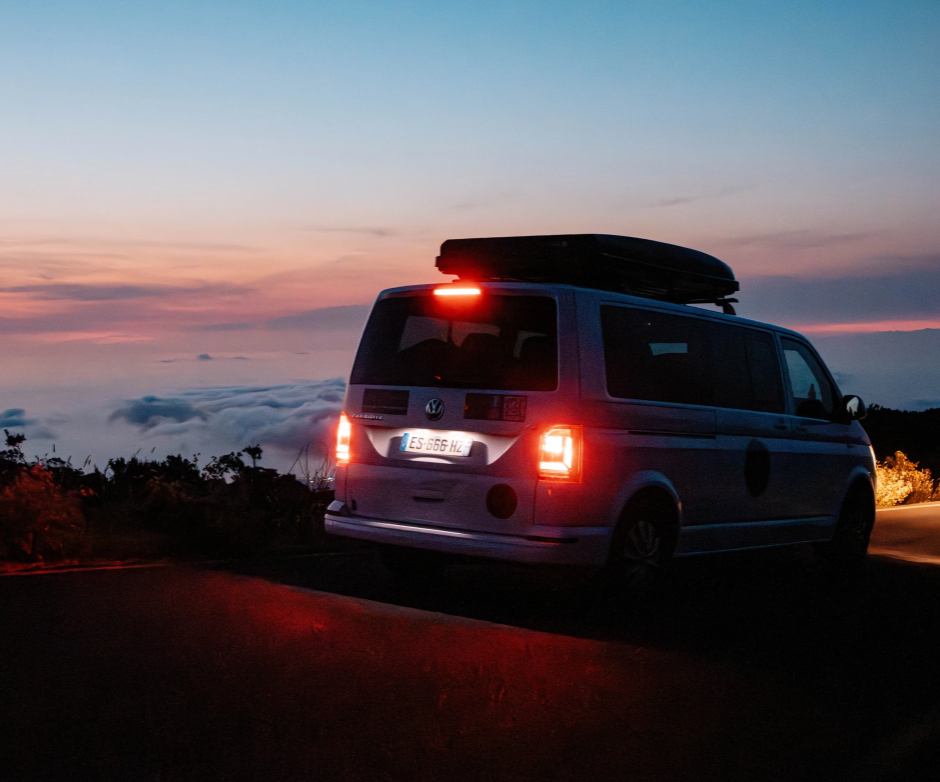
[538,425,581,481]
[336,413,351,464]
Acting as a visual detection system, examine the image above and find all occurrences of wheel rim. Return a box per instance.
[623,517,662,565]
[618,517,663,595]
[839,495,872,557]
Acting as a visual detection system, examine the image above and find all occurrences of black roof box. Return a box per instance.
[436,234,739,306]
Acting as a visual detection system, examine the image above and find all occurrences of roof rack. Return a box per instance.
[436,234,739,313]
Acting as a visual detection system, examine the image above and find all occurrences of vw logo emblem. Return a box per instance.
[425,398,445,421]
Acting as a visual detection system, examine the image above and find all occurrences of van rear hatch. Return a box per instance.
[342,286,567,535]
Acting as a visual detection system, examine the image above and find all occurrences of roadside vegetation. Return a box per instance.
[862,405,940,477]
[874,451,940,507]
[862,405,940,506]
[0,431,337,565]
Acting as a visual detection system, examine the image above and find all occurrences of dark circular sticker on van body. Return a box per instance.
[486,484,518,519]
[744,439,771,497]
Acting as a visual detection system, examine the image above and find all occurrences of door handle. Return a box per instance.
[773,422,788,430]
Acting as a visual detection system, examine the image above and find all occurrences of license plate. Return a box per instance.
[400,431,473,457]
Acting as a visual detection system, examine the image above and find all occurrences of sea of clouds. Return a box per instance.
[2,379,346,474]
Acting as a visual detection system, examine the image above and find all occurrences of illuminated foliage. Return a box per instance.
[875,451,939,507]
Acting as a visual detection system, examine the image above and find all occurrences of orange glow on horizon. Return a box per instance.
[792,319,940,335]
[20,331,157,344]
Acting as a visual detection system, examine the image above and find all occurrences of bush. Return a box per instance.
[0,465,86,561]
[875,451,939,507]
[95,447,335,556]
[863,406,940,478]
[0,432,337,563]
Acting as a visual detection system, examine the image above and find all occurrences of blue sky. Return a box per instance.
[4,0,938,233]
[0,0,938,462]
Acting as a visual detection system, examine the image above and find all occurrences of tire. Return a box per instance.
[378,545,450,582]
[818,482,875,571]
[603,493,677,615]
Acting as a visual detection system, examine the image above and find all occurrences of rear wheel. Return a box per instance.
[378,545,450,582]
[818,482,875,571]
[603,493,677,615]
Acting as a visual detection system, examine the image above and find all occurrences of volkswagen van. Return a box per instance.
[325,235,876,589]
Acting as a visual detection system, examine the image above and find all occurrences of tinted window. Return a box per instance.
[601,306,712,405]
[781,339,837,419]
[711,323,784,413]
[351,295,557,391]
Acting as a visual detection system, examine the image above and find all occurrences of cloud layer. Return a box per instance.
[0,282,249,302]
[0,409,31,429]
[108,379,346,457]
[264,304,372,332]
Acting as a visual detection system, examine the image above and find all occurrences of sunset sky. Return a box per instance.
[1,1,938,467]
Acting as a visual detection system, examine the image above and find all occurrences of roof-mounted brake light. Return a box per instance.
[434,285,481,297]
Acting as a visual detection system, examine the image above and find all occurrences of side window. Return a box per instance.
[781,339,837,419]
[711,323,785,413]
[601,306,712,406]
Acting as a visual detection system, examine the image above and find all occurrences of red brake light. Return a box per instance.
[434,285,481,297]
[336,413,351,464]
[538,425,581,482]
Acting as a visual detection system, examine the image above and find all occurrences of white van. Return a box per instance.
[325,235,875,590]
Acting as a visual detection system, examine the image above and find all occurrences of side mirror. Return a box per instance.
[842,395,867,421]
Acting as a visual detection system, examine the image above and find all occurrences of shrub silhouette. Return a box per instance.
[0,433,336,563]
[203,451,246,481]
[1,429,26,465]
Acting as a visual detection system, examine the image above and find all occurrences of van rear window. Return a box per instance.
[351,294,558,391]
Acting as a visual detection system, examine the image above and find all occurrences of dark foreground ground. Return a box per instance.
[3,512,940,782]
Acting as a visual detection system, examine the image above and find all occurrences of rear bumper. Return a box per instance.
[324,509,611,566]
